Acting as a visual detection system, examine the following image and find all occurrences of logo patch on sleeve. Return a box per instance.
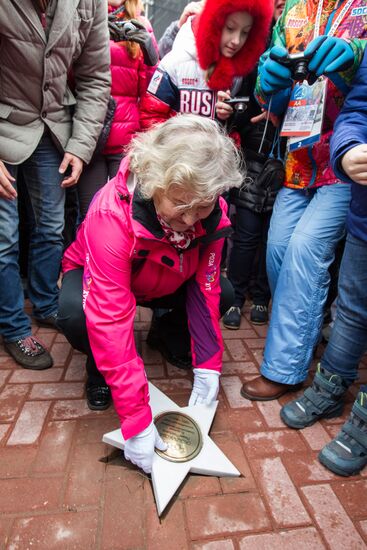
[148,71,163,95]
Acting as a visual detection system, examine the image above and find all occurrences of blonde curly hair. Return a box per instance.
[128,114,244,207]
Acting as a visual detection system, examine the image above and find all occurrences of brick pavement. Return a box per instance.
[0,303,366,549]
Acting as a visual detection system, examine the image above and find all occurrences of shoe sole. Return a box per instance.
[250,320,268,326]
[318,449,363,477]
[241,383,302,402]
[4,346,53,370]
[280,404,344,429]
[87,401,111,411]
[223,323,240,330]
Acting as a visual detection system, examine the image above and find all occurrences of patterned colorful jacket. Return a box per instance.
[62,157,231,440]
[256,0,367,189]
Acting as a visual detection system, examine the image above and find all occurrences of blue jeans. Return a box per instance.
[261,184,351,385]
[321,233,367,384]
[0,133,65,341]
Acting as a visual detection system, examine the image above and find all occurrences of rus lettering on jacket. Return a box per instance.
[179,89,215,117]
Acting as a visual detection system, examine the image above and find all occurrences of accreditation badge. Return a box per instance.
[288,78,327,151]
[280,78,327,140]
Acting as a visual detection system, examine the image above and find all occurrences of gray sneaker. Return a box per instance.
[319,387,367,477]
[4,336,53,370]
[280,364,348,429]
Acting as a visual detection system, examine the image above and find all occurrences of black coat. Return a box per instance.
[227,70,286,214]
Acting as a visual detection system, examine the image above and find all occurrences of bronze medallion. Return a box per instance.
[154,411,203,463]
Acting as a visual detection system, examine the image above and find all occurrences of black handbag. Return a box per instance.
[232,114,285,213]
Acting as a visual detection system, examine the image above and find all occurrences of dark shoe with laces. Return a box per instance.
[318,387,367,477]
[86,384,112,411]
[4,336,53,370]
[280,364,348,429]
[250,304,269,325]
[223,306,241,329]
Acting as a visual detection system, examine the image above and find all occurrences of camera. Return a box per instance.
[270,50,316,83]
[224,96,250,113]
[269,36,328,85]
[108,19,138,42]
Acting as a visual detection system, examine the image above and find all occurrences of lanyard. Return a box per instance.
[313,0,355,39]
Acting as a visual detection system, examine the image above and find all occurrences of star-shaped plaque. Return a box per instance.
[102,383,240,515]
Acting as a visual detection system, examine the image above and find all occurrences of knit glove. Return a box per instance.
[124,422,167,474]
[108,18,158,66]
[189,368,220,406]
[260,46,293,94]
[305,36,354,77]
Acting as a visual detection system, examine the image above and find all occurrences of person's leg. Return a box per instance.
[266,187,311,296]
[0,163,53,369]
[106,154,123,180]
[23,134,65,322]
[57,269,111,409]
[321,233,367,382]
[281,233,367,429]
[224,207,266,328]
[77,153,109,220]
[63,186,79,249]
[250,212,272,324]
[262,183,351,385]
[227,207,265,308]
[241,183,352,400]
[0,164,31,341]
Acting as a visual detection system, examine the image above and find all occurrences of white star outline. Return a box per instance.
[102,383,240,515]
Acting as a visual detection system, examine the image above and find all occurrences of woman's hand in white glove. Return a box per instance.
[189,368,220,406]
[124,422,167,474]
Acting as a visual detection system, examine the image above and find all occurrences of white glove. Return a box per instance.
[124,422,167,474]
[189,368,220,406]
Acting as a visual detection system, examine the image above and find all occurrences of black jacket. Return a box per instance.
[228,69,286,214]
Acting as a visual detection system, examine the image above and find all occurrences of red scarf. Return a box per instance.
[157,215,196,250]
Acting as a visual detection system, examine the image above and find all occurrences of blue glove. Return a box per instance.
[305,36,354,77]
[260,46,293,95]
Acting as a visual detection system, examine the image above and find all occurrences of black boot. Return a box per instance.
[147,309,192,369]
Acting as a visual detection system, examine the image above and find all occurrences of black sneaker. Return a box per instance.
[250,304,269,325]
[223,306,241,329]
[4,336,53,370]
[86,384,112,411]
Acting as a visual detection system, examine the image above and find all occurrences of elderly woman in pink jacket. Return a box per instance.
[76,0,158,219]
[58,115,242,473]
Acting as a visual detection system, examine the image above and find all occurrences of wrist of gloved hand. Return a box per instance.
[189,368,220,406]
[124,421,167,474]
[260,46,293,95]
[305,35,354,77]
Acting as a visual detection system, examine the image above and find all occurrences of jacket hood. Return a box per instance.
[172,15,197,60]
[195,0,273,90]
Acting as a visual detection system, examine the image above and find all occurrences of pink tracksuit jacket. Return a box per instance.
[62,157,231,439]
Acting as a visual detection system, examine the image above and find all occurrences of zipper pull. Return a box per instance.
[179,253,183,273]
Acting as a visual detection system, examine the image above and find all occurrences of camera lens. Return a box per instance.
[293,60,309,81]
[235,102,247,113]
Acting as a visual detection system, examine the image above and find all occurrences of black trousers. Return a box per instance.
[228,206,271,308]
[58,268,234,385]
